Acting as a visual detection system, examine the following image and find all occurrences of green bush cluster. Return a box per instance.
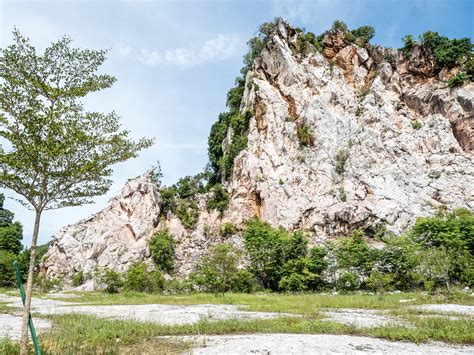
[72,270,85,287]
[124,262,164,293]
[243,218,326,291]
[207,184,230,216]
[401,31,473,75]
[148,229,175,272]
[448,72,469,87]
[189,244,255,294]
[220,222,237,238]
[0,193,47,287]
[159,173,209,229]
[100,263,164,294]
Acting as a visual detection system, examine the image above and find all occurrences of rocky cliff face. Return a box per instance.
[225,22,473,238]
[41,21,473,284]
[41,171,161,281]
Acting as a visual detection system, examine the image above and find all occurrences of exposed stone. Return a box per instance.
[41,22,473,286]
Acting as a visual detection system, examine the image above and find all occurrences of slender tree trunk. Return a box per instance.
[20,209,42,355]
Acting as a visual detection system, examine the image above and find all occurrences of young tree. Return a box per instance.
[0,29,153,353]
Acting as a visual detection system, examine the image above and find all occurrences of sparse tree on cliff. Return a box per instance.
[0,29,153,353]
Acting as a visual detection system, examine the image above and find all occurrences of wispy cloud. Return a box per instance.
[117,34,243,67]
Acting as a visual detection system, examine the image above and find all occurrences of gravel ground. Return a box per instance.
[415,304,474,316]
[0,314,51,341]
[32,303,290,325]
[182,334,474,354]
[321,308,406,328]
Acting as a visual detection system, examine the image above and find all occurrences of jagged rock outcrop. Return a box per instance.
[41,171,161,282]
[226,21,473,239]
[41,21,473,284]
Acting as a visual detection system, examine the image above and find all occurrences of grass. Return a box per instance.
[2,291,473,353]
[32,310,474,353]
[63,290,474,312]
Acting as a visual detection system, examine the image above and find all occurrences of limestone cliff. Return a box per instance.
[41,21,473,284]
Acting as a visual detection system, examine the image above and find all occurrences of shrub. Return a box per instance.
[71,270,85,287]
[220,222,237,238]
[401,34,415,58]
[0,250,15,286]
[190,243,254,294]
[337,271,361,291]
[34,274,62,292]
[296,124,314,147]
[232,269,256,293]
[207,184,230,215]
[331,20,348,32]
[366,271,396,292]
[159,187,177,217]
[339,186,347,202]
[176,199,199,229]
[335,230,375,279]
[100,269,123,293]
[124,262,164,293]
[335,149,349,175]
[244,219,288,290]
[148,229,175,272]
[412,120,422,129]
[420,31,472,68]
[222,135,248,180]
[448,72,469,87]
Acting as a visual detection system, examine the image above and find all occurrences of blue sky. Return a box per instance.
[0,0,472,246]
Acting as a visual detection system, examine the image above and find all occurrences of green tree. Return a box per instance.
[190,243,253,294]
[0,193,23,254]
[148,229,175,272]
[0,30,153,353]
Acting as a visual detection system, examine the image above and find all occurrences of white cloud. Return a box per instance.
[118,34,243,67]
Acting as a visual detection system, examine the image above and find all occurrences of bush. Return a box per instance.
[232,269,256,293]
[296,124,314,147]
[448,72,469,87]
[335,230,375,280]
[0,250,15,286]
[420,31,472,68]
[148,229,175,272]
[71,270,85,287]
[220,222,237,238]
[337,271,361,291]
[221,135,248,181]
[159,187,177,217]
[124,262,164,293]
[100,269,123,293]
[190,243,254,294]
[401,34,416,58]
[335,149,349,175]
[176,199,199,229]
[34,274,62,292]
[207,184,230,215]
[412,120,422,129]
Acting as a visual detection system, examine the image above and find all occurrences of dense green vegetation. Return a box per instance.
[97,208,472,295]
[0,193,49,287]
[401,30,473,82]
[148,229,175,272]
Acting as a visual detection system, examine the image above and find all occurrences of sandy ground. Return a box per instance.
[181,334,474,354]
